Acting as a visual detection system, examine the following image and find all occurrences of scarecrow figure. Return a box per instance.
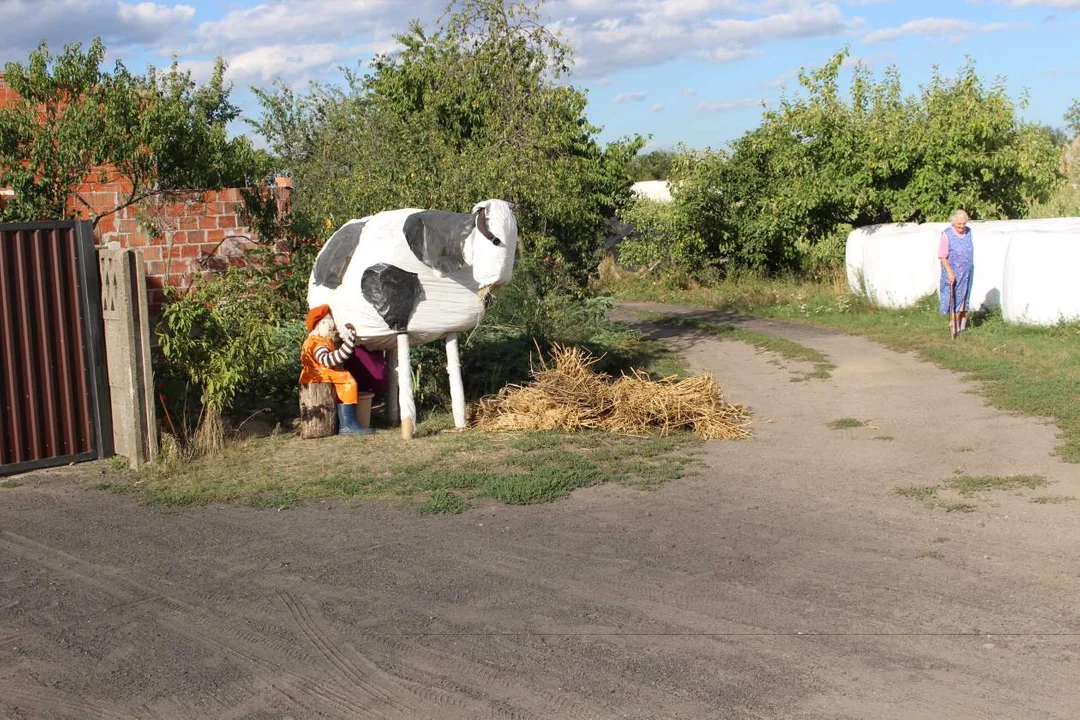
[300,304,374,435]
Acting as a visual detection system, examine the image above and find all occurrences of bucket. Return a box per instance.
[357,392,374,429]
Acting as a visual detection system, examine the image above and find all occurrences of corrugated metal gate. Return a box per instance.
[1,221,112,476]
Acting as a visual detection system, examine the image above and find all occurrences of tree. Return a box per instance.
[627,150,676,182]
[250,0,641,295]
[671,49,1065,277]
[0,39,262,225]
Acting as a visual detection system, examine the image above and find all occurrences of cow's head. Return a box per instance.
[467,199,518,288]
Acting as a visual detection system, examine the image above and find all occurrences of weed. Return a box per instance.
[104,456,130,471]
[932,535,949,543]
[942,502,977,513]
[829,418,864,429]
[895,485,938,501]
[1030,495,1075,505]
[945,474,1049,496]
[873,435,895,441]
[419,490,467,515]
[0,480,23,489]
[917,550,945,560]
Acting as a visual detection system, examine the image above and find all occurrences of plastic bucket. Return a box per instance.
[357,392,374,428]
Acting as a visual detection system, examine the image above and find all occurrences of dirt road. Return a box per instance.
[2,303,1078,719]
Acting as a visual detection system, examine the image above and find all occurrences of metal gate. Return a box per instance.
[0,221,112,476]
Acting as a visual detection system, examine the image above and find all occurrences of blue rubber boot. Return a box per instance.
[337,403,374,435]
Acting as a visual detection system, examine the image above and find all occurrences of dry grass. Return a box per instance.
[471,345,752,440]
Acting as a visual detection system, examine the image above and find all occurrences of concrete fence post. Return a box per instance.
[98,247,159,468]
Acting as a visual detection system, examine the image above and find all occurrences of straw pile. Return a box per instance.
[470,345,752,439]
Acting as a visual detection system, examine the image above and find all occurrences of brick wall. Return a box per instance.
[1,74,288,314]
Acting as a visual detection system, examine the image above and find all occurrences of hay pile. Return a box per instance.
[470,345,752,439]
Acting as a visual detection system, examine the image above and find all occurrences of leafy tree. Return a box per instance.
[627,150,676,181]
[250,0,641,295]
[0,38,263,225]
[671,49,1064,277]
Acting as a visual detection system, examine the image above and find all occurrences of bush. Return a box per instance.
[157,267,292,452]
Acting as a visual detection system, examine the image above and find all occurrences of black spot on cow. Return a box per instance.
[361,263,423,332]
[402,211,473,275]
[313,220,366,289]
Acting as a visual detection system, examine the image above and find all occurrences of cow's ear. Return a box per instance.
[475,206,501,246]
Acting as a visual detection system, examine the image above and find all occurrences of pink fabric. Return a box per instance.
[938,231,950,258]
[345,346,389,395]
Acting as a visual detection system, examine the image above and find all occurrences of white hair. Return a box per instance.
[949,209,969,223]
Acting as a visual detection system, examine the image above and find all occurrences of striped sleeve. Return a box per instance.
[315,333,355,369]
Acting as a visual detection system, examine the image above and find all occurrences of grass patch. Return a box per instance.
[873,435,895,441]
[1030,495,1075,504]
[606,276,1080,462]
[0,479,22,488]
[642,314,835,381]
[917,550,945,560]
[829,418,864,429]
[895,485,938,501]
[419,490,467,515]
[96,418,704,513]
[932,535,949,543]
[945,474,1049,496]
[942,502,977,513]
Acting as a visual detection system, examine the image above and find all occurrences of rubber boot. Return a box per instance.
[337,403,374,435]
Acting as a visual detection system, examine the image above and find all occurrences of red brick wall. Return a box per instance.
[1,74,285,314]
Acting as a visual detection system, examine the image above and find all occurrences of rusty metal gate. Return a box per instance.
[1,221,112,476]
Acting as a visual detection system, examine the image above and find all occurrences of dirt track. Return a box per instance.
[2,303,1078,719]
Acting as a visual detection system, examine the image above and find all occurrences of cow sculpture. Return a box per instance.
[307,199,518,438]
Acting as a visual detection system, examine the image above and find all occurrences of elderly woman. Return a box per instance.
[938,209,974,338]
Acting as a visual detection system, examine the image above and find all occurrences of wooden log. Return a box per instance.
[299,383,338,439]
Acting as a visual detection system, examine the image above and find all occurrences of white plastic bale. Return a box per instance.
[1002,232,1080,325]
[860,223,944,308]
[630,180,673,203]
[964,222,1012,311]
[844,227,867,293]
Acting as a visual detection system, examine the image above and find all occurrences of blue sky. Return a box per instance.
[1,0,1078,152]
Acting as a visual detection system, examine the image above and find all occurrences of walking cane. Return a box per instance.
[949,278,958,340]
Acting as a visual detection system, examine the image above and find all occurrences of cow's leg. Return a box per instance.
[445,333,466,429]
[386,347,400,425]
[396,333,415,440]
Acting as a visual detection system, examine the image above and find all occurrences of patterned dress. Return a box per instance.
[938,226,974,315]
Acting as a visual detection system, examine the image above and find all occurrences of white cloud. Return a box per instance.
[862,17,1025,43]
[0,0,196,62]
[697,97,762,111]
[189,0,424,52]
[551,1,854,77]
[650,102,665,112]
[617,91,648,102]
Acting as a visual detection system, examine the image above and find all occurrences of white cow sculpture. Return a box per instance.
[307,199,518,438]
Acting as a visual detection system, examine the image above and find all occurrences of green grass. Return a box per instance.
[1030,495,1075,505]
[895,485,938,501]
[88,415,705,513]
[945,474,1049,496]
[0,479,22,488]
[640,314,835,381]
[829,418,865,429]
[942,502,977,513]
[607,275,1080,462]
[873,435,895,441]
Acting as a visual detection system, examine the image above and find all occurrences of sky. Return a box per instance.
[1,0,1078,153]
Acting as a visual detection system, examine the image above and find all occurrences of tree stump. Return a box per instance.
[299,383,337,439]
